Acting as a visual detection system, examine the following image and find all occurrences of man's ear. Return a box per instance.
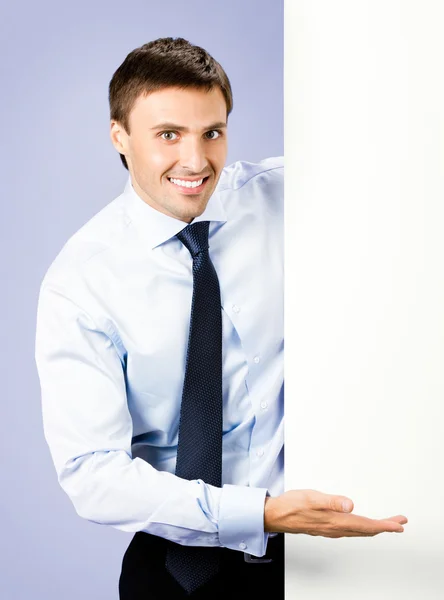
[110,120,129,156]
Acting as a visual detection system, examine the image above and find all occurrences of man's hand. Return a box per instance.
[264,489,408,537]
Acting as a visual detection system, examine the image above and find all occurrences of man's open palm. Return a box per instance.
[264,489,408,537]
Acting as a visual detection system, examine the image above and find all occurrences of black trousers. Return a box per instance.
[119,531,285,599]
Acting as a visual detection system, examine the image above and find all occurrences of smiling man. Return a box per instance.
[35,37,407,600]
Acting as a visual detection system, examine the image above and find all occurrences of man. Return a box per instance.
[35,38,407,599]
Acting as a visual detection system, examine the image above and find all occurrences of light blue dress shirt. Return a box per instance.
[35,155,284,558]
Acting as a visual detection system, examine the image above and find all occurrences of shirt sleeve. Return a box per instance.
[35,278,269,552]
[219,485,270,556]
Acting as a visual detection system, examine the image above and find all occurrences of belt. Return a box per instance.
[132,530,284,567]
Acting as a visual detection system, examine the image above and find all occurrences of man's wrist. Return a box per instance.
[264,495,279,533]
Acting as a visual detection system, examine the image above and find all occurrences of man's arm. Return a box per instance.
[35,278,269,556]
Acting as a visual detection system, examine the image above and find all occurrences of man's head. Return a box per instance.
[109,37,232,223]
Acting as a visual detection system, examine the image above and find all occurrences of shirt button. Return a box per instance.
[253,355,260,364]
[232,304,240,314]
[260,401,268,409]
[256,448,264,458]
[239,541,247,550]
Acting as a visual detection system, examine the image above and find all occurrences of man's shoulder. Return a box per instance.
[215,157,284,221]
[216,156,284,192]
[41,192,129,290]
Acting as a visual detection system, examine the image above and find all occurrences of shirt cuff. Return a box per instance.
[218,484,270,557]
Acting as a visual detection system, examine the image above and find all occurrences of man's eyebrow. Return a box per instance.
[150,122,227,131]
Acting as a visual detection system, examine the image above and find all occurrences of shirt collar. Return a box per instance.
[123,177,228,249]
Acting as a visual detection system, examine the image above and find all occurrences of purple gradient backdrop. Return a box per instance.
[0,1,283,598]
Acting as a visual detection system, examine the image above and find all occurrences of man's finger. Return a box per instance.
[340,514,405,534]
[385,514,408,524]
[375,518,405,533]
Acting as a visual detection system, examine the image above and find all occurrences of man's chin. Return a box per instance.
[168,198,210,223]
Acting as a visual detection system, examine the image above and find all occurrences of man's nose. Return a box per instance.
[179,138,208,174]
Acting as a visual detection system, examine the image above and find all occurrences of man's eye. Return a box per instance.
[205,130,221,140]
[160,131,178,141]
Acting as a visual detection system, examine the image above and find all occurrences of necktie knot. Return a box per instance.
[176,221,210,258]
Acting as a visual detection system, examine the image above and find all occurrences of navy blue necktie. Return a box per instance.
[165,220,223,595]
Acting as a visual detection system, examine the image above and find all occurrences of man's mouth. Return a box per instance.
[167,176,210,194]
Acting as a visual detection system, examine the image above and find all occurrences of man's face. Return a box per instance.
[111,86,228,223]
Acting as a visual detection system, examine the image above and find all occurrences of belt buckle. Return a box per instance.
[244,553,273,563]
[243,532,278,563]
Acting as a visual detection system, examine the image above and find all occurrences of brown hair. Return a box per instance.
[109,37,233,170]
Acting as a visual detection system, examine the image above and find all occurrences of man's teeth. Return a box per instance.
[169,178,204,188]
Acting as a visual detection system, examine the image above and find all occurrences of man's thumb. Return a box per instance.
[308,490,354,512]
[338,497,354,512]
[326,494,354,512]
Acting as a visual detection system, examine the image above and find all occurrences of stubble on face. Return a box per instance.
[123,86,228,223]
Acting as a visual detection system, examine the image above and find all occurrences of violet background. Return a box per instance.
[0,1,283,598]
